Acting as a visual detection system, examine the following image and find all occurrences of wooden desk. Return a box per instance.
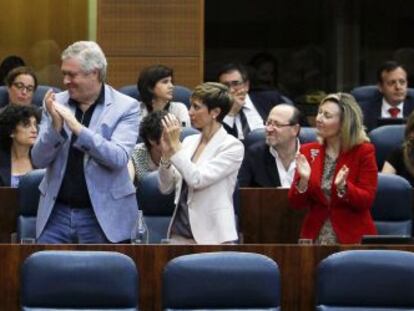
[240,188,305,243]
[1,244,414,311]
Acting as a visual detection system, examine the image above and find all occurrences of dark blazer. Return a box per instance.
[288,142,378,244]
[0,148,11,187]
[238,140,281,187]
[361,94,414,131]
[223,90,283,138]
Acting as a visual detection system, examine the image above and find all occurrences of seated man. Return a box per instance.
[217,63,283,140]
[361,61,414,131]
[238,104,300,187]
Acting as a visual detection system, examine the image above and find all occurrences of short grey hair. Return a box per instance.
[61,41,107,82]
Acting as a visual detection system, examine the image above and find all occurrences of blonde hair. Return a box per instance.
[403,111,414,175]
[319,92,369,151]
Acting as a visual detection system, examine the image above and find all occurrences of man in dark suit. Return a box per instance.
[217,63,283,140]
[238,104,300,187]
[361,61,414,131]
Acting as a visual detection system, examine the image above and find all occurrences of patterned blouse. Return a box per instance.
[316,154,338,245]
[130,143,158,185]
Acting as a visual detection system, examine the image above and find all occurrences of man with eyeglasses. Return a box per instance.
[360,61,414,131]
[238,104,301,188]
[217,63,283,140]
[32,41,140,244]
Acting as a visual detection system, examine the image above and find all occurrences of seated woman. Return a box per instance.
[137,64,190,127]
[5,66,38,106]
[382,111,414,186]
[128,110,168,184]
[159,82,244,244]
[289,93,378,244]
[0,105,40,187]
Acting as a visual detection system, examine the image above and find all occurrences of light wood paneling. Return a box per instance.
[98,0,204,89]
[0,0,88,87]
[106,56,200,89]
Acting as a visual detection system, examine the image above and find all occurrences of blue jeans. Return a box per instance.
[37,202,109,244]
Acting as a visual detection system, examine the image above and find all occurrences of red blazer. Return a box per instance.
[288,142,378,244]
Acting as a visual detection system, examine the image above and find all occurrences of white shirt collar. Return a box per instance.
[381,98,404,118]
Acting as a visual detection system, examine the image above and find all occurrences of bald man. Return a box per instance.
[238,104,300,188]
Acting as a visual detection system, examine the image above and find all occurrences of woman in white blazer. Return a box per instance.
[158,82,244,244]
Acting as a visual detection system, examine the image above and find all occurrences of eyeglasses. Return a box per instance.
[12,82,35,93]
[222,80,245,89]
[265,120,295,129]
[61,70,87,80]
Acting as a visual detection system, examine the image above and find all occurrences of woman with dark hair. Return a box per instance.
[0,55,25,86]
[137,64,190,126]
[128,110,168,184]
[5,66,38,106]
[159,82,244,244]
[382,111,414,186]
[0,105,40,187]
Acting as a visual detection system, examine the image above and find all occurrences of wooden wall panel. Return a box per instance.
[107,56,201,89]
[98,0,204,89]
[0,0,88,87]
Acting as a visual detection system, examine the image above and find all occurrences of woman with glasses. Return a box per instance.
[5,66,38,106]
[0,105,40,187]
[158,82,244,244]
[289,93,378,244]
[137,64,190,127]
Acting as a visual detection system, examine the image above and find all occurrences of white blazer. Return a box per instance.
[158,126,244,244]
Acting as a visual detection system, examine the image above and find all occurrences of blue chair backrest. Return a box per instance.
[119,84,192,108]
[368,124,405,169]
[299,126,317,144]
[371,173,412,236]
[244,126,317,148]
[162,251,280,310]
[351,85,414,104]
[21,250,139,311]
[0,85,61,108]
[136,171,174,243]
[316,250,414,310]
[17,169,45,241]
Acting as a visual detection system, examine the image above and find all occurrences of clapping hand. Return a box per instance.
[160,113,182,159]
[334,165,349,189]
[44,90,63,131]
[54,104,83,136]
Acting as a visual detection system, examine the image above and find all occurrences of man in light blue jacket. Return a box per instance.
[32,41,139,243]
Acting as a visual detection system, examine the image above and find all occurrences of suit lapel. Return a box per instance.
[194,126,227,165]
[264,147,280,186]
[89,85,110,132]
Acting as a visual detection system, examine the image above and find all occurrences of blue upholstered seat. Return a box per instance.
[16,169,45,241]
[371,173,412,236]
[368,124,405,169]
[162,251,280,310]
[244,126,317,148]
[316,250,414,311]
[119,84,192,108]
[21,250,139,310]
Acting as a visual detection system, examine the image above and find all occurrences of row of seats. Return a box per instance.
[2,83,411,114]
[21,249,414,310]
[0,84,192,108]
[16,168,413,243]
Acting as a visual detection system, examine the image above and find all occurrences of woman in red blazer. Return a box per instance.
[289,93,378,244]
